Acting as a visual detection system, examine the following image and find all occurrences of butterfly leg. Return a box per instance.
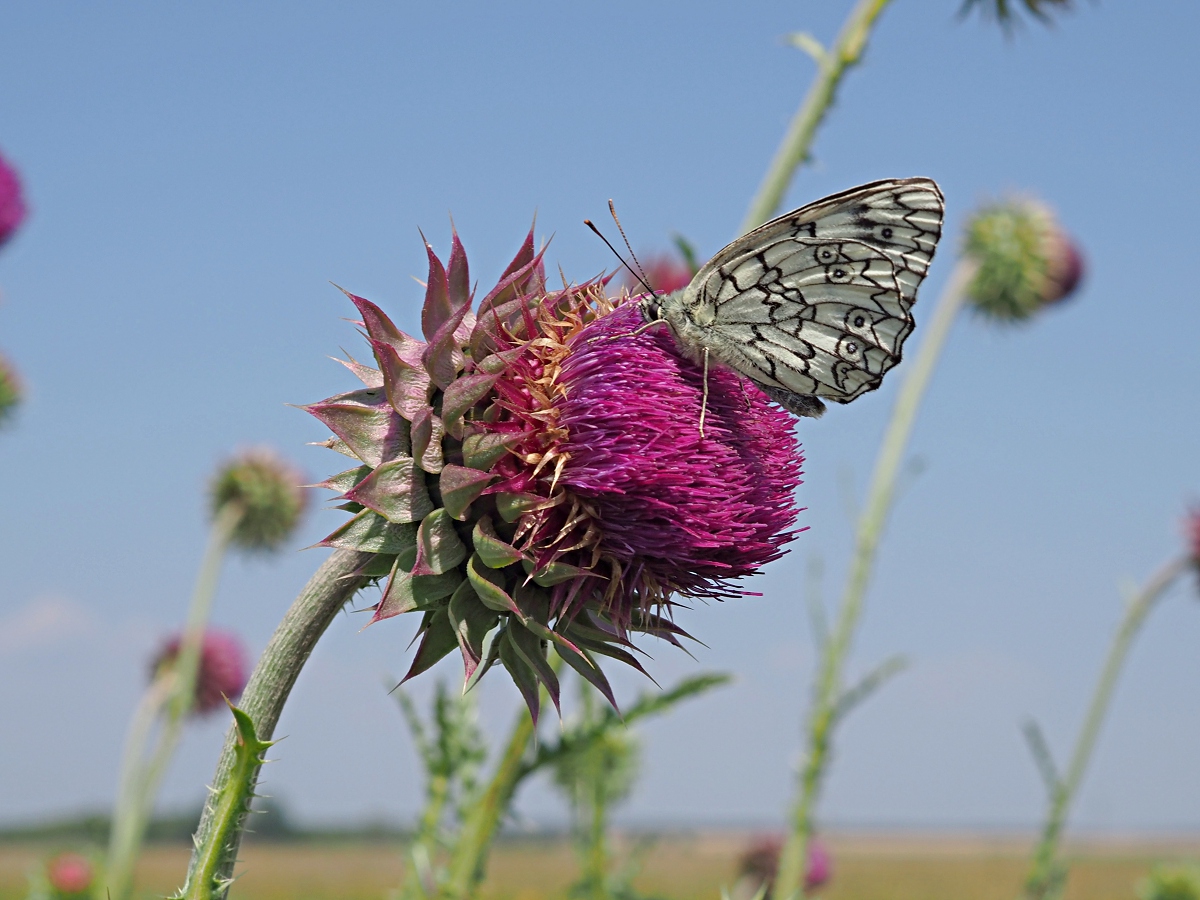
[699,347,710,438]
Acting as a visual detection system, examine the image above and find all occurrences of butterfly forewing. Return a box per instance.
[657,177,944,413]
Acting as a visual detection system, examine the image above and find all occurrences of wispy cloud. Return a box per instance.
[0,595,96,655]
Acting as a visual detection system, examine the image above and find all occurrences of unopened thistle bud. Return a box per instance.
[963,197,1083,322]
[210,449,308,552]
[0,354,21,427]
[305,227,804,717]
[152,629,249,715]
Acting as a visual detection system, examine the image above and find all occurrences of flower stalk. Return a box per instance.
[1022,555,1190,900]
[740,0,894,233]
[773,258,977,900]
[178,549,372,900]
[102,503,241,900]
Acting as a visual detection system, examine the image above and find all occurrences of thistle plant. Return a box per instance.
[28,852,98,900]
[1139,867,1200,900]
[773,196,1084,900]
[1021,517,1196,900]
[0,352,21,427]
[0,147,27,249]
[104,451,304,900]
[181,228,803,898]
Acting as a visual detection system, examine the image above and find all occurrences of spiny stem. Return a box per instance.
[178,549,372,900]
[774,259,977,900]
[1023,555,1189,900]
[739,0,895,234]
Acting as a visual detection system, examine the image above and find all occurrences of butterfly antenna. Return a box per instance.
[584,218,657,296]
[608,199,652,289]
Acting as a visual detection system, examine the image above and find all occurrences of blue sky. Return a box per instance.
[2,1,1199,832]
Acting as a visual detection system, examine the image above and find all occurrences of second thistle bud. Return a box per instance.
[963,197,1083,322]
[0,353,21,427]
[210,449,308,552]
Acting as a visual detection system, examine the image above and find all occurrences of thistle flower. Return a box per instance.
[963,197,1084,321]
[211,449,308,552]
[305,228,804,717]
[1186,509,1200,570]
[0,353,21,427]
[960,0,1074,30]
[734,835,832,898]
[152,629,248,715]
[0,148,27,249]
[43,853,94,898]
[623,253,695,295]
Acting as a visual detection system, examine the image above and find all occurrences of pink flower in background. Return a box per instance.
[804,839,834,891]
[45,852,93,896]
[735,835,833,896]
[623,253,695,295]
[0,149,28,248]
[152,629,249,715]
[1186,509,1200,567]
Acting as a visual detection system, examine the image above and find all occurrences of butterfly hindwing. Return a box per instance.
[660,177,944,411]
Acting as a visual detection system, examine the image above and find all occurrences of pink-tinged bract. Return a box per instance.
[153,629,249,715]
[0,150,27,248]
[304,228,805,717]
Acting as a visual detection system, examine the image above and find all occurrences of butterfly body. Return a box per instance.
[641,178,945,418]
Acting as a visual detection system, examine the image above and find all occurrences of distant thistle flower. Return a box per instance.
[0,149,27,248]
[623,253,695,295]
[211,449,308,552]
[964,197,1083,322]
[305,228,804,717]
[1186,509,1200,569]
[152,629,248,715]
[735,835,832,897]
[960,0,1074,30]
[0,353,21,426]
[43,853,94,897]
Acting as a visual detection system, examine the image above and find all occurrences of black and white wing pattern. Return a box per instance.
[652,178,944,417]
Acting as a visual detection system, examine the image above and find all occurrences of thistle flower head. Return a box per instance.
[1186,509,1200,570]
[734,835,832,897]
[0,353,21,427]
[623,253,695,296]
[305,228,804,717]
[152,629,249,715]
[43,853,94,898]
[211,449,308,552]
[963,197,1084,321]
[0,149,27,249]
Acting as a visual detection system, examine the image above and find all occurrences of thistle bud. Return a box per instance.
[152,629,248,715]
[963,197,1084,322]
[0,353,21,427]
[210,449,308,552]
[43,852,95,898]
[0,149,28,249]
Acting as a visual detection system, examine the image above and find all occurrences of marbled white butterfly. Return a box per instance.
[642,178,944,418]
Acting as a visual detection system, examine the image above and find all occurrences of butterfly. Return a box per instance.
[642,178,944,419]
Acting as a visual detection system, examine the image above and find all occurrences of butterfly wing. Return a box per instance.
[672,178,944,412]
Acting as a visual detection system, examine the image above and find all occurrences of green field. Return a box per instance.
[3,833,1197,900]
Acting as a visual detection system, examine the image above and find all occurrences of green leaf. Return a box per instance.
[440,465,496,521]
[461,430,522,471]
[466,554,520,614]
[499,627,541,723]
[320,508,418,555]
[411,408,445,474]
[343,456,434,524]
[411,508,469,576]
[472,515,525,568]
[401,608,460,684]
[495,491,543,523]
[787,30,827,64]
[441,372,500,439]
[447,581,500,682]
[303,387,412,467]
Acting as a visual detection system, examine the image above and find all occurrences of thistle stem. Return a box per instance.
[178,549,372,900]
[102,503,241,900]
[739,0,894,234]
[1023,555,1189,900]
[774,259,977,900]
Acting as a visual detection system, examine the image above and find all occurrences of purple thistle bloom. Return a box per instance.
[152,629,249,716]
[305,228,805,716]
[0,149,28,249]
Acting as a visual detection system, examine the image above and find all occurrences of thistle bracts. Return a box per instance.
[306,229,804,719]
